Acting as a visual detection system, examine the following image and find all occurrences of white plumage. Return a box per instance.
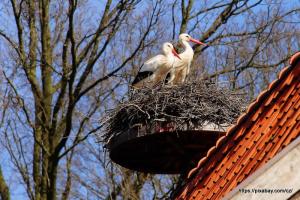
[168,33,206,85]
[132,42,180,89]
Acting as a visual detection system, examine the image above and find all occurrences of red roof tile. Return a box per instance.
[173,52,300,200]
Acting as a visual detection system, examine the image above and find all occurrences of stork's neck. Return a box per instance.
[181,40,194,56]
[165,51,174,58]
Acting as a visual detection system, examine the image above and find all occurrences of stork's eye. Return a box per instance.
[186,35,189,38]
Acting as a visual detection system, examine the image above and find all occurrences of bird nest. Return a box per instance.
[103,81,246,146]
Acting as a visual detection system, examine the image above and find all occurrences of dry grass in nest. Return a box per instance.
[103,81,246,145]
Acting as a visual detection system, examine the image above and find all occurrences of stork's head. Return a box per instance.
[179,33,207,46]
[162,42,181,59]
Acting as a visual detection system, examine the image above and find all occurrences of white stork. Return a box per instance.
[131,42,181,89]
[168,33,207,85]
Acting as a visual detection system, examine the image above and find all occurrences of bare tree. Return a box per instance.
[0,0,164,199]
[0,167,10,200]
[171,0,300,99]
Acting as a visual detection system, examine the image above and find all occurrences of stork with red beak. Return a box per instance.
[132,42,181,89]
[168,33,207,85]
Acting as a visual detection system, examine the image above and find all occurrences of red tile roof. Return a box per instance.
[173,52,300,200]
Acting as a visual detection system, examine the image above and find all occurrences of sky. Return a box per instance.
[1,0,300,199]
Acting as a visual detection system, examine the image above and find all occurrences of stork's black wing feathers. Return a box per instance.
[132,71,153,85]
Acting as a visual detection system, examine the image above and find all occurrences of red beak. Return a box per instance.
[190,38,207,46]
[172,48,181,60]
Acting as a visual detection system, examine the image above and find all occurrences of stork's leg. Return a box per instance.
[182,64,191,83]
[167,68,176,85]
[179,67,188,83]
[151,67,171,88]
[171,68,184,85]
[186,65,190,76]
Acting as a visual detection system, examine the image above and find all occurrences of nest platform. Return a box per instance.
[107,122,226,174]
[104,81,245,174]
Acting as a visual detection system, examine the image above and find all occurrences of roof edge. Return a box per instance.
[186,51,300,179]
[289,52,300,65]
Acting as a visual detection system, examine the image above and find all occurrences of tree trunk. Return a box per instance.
[0,167,10,200]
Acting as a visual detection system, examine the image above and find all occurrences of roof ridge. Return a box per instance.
[289,52,300,65]
[186,51,300,179]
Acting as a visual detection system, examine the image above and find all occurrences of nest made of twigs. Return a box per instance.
[103,81,246,146]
